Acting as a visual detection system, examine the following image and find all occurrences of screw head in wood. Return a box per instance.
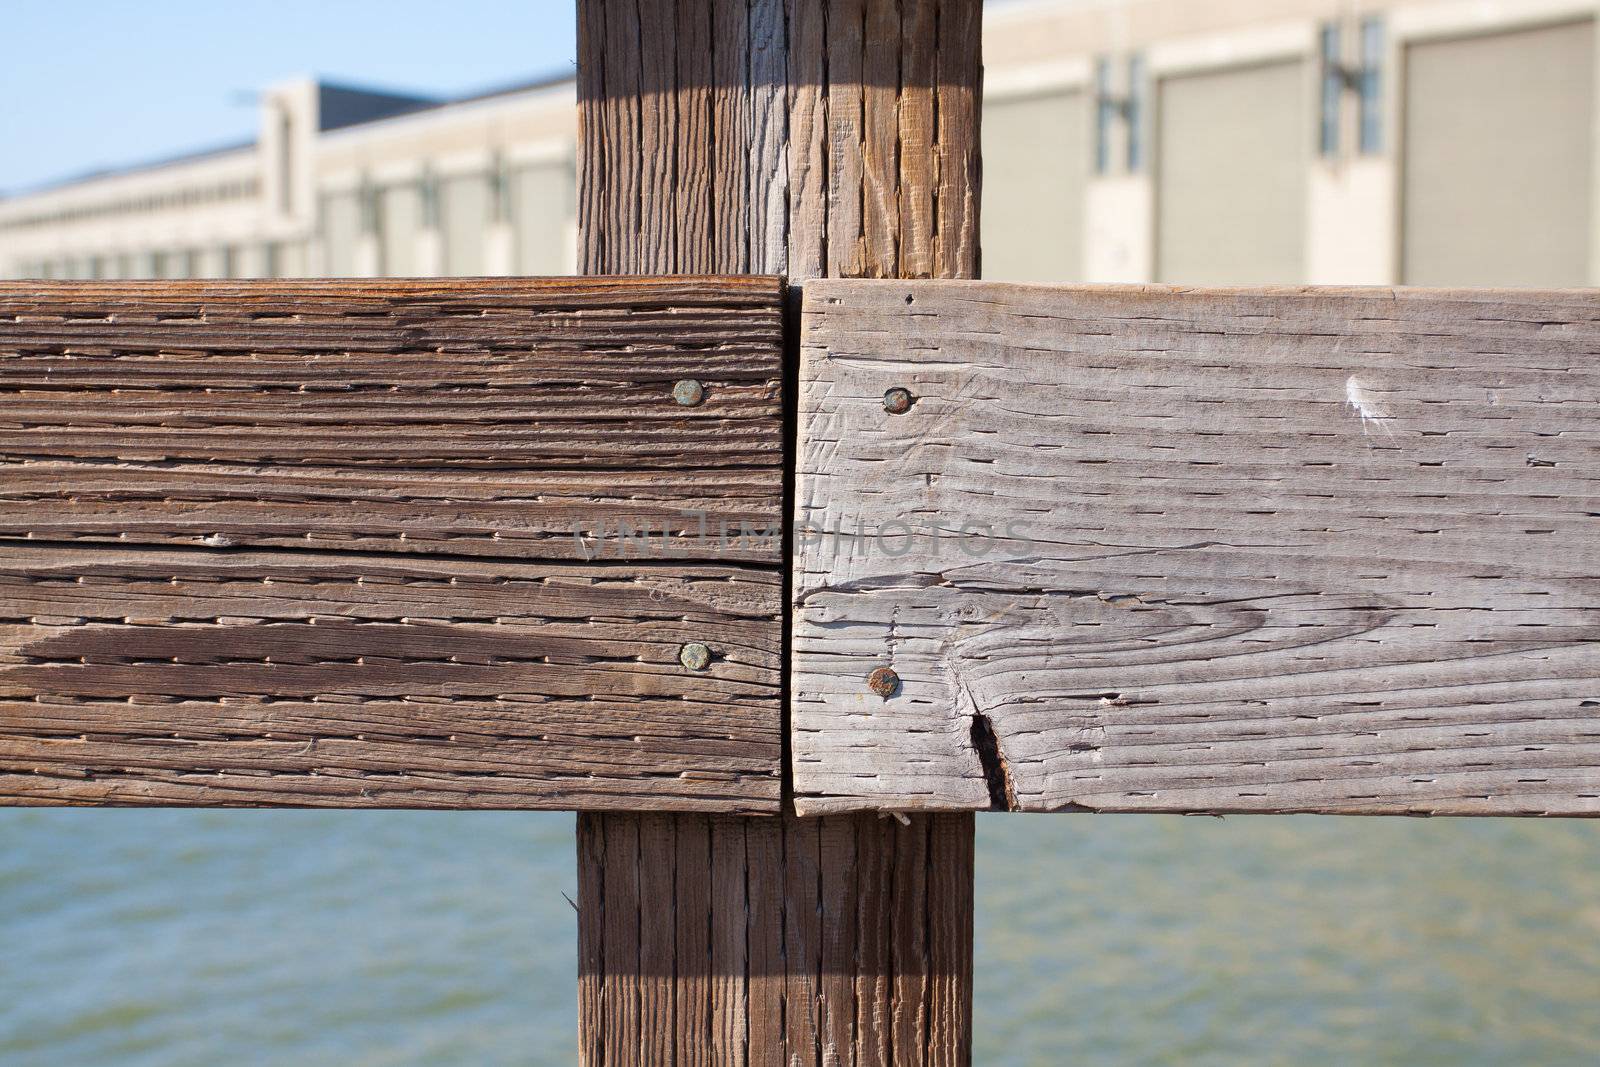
[673,379,706,406]
[867,666,900,698]
[679,642,713,672]
[882,387,914,415]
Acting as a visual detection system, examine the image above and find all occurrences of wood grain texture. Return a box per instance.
[0,278,782,561]
[576,3,978,1062]
[577,811,974,1065]
[0,276,785,810]
[0,544,779,809]
[577,0,981,280]
[794,280,1600,816]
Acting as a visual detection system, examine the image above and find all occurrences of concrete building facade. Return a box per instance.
[0,76,577,282]
[2,0,1597,288]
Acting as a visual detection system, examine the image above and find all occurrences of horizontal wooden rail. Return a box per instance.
[8,277,1598,817]
[0,278,785,810]
[792,280,1600,816]
[0,278,782,560]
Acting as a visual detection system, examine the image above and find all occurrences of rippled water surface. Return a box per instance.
[2,811,1597,1064]
[977,816,1600,1065]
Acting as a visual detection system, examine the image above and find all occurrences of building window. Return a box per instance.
[420,168,441,229]
[1320,23,1343,157]
[1358,17,1384,154]
[358,175,381,237]
[1094,57,1114,175]
[490,152,512,224]
[1095,55,1145,175]
[278,108,295,214]
[1319,18,1385,158]
[1125,54,1146,172]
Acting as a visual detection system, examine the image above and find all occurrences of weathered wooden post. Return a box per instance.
[574,0,981,1061]
[12,10,1594,1066]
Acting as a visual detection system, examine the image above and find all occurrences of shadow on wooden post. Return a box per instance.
[578,812,974,1064]
[575,0,981,1061]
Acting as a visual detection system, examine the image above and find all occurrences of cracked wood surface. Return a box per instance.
[793,280,1600,816]
[577,0,979,279]
[0,278,781,560]
[0,278,784,810]
[578,809,974,1067]
[575,2,980,1062]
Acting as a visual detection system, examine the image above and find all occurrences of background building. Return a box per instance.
[984,0,1597,287]
[0,75,578,281]
[1,0,1596,288]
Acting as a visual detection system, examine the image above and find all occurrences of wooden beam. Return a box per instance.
[793,280,1600,816]
[0,278,782,560]
[577,0,979,279]
[0,277,785,811]
[578,810,975,1065]
[575,0,981,1061]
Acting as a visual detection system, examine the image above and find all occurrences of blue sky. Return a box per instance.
[0,0,577,195]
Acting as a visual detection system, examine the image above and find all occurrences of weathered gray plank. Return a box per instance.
[793,280,1600,816]
[0,545,779,809]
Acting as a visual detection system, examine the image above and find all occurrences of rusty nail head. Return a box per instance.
[679,642,713,672]
[883,387,914,415]
[673,379,706,406]
[867,666,900,698]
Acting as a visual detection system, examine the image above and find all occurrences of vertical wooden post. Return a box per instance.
[575,0,981,1061]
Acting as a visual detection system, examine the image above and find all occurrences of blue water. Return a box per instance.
[0,811,577,1066]
[977,816,1600,1065]
[2,811,1597,1064]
